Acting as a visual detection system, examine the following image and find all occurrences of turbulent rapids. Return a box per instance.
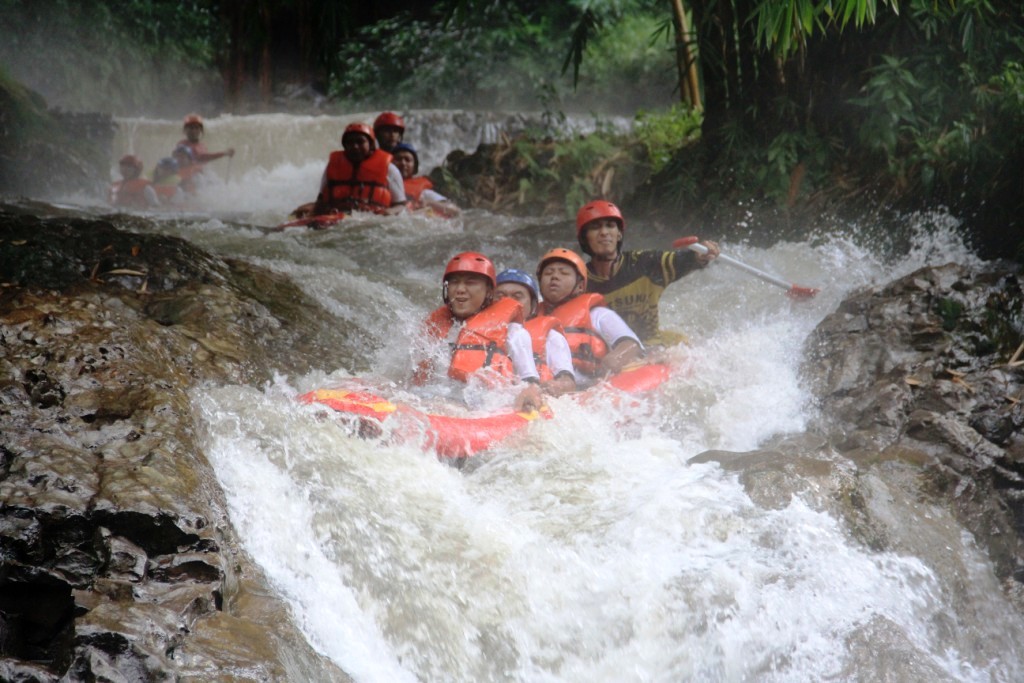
[3,112,1023,682]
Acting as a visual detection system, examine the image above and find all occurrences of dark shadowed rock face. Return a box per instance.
[1,213,351,681]
[802,262,1024,585]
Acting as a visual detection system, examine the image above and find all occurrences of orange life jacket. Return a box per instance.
[109,178,152,208]
[324,149,393,214]
[547,293,609,375]
[152,182,180,202]
[177,139,208,163]
[421,297,524,384]
[403,176,434,210]
[176,163,201,193]
[523,316,563,383]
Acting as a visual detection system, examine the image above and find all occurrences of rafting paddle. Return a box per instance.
[673,236,819,299]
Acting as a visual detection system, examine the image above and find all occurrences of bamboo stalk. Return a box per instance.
[671,0,702,110]
[1008,340,1024,366]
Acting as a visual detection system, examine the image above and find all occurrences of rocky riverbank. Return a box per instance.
[1,210,352,681]
[801,262,1024,592]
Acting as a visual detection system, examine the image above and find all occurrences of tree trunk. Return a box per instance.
[297,0,313,84]
[218,0,249,108]
[260,0,273,104]
[720,0,740,117]
[688,0,730,155]
[671,0,702,110]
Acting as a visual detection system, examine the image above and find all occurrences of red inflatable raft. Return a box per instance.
[299,362,673,458]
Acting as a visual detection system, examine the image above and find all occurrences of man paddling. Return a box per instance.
[177,113,234,176]
[576,200,719,346]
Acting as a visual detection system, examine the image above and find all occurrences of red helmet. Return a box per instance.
[341,122,376,150]
[183,113,204,130]
[444,252,496,286]
[373,111,405,132]
[119,154,143,170]
[537,247,588,290]
[443,251,496,302]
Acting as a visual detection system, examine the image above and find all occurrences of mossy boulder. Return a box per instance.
[0,69,113,200]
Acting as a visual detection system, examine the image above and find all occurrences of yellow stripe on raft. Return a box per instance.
[516,406,554,421]
[308,388,398,414]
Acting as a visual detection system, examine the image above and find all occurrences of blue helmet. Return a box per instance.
[496,268,539,302]
[172,144,194,162]
[392,141,419,174]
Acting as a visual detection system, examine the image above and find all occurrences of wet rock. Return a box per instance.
[803,261,1024,592]
[99,531,148,582]
[0,78,112,201]
[1,213,351,681]
[692,445,836,511]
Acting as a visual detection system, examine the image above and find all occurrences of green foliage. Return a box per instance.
[849,0,1024,195]
[753,0,899,57]
[329,0,674,113]
[330,8,566,110]
[431,122,647,218]
[0,0,220,114]
[983,61,1024,124]
[632,104,702,174]
[111,0,219,65]
[0,65,53,138]
[757,129,831,201]
[513,131,633,216]
[936,297,964,331]
[562,8,602,87]
[569,11,677,111]
[850,55,929,164]
[647,92,834,205]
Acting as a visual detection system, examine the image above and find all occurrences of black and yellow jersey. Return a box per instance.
[585,249,701,345]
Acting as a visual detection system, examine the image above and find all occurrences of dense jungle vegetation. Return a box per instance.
[1,0,1022,258]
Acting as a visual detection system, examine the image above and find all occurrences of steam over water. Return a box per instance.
[108,114,1022,681]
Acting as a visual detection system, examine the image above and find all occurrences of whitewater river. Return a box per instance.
[91,112,1024,681]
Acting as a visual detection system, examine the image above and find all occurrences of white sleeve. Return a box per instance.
[507,323,540,382]
[544,329,576,378]
[421,188,448,203]
[590,307,643,349]
[143,185,160,207]
[387,164,407,203]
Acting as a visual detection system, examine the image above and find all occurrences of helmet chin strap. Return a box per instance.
[551,278,583,307]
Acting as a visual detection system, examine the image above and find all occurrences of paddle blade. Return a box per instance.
[787,285,819,299]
